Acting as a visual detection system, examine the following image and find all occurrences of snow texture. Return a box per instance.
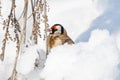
[40,29,120,80]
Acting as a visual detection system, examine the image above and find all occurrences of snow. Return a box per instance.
[0,0,120,80]
[116,33,120,51]
[0,41,17,80]
[40,29,120,80]
[75,0,120,42]
[16,45,46,80]
[17,46,39,75]
[48,0,102,41]
[17,45,46,75]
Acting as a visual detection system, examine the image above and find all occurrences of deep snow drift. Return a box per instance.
[40,29,120,80]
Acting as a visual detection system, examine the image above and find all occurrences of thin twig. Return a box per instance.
[43,0,49,56]
[30,0,42,44]
[0,0,15,61]
[8,0,28,80]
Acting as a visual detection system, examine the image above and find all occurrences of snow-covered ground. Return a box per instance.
[40,29,120,80]
[0,0,120,80]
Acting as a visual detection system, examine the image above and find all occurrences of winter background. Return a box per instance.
[0,0,120,80]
